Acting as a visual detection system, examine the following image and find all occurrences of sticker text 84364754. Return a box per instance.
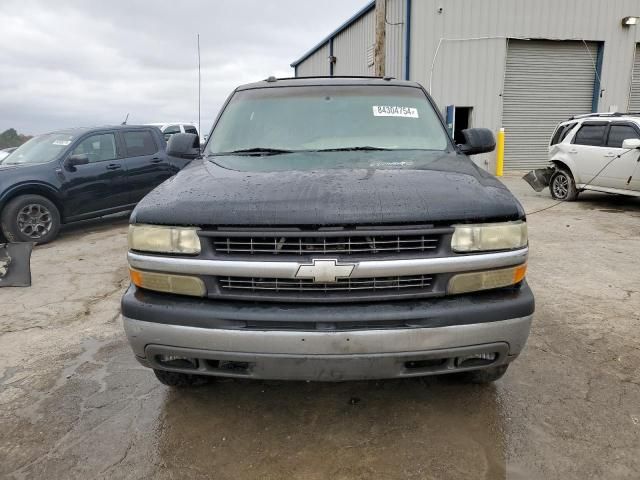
[372,106,419,118]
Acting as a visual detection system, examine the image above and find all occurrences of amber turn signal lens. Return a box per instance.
[129,268,206,297]
[513,263,527,284]
[448,264,527,295]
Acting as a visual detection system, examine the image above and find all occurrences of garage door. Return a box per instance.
[630,44,640,112]
[502,40,598,170]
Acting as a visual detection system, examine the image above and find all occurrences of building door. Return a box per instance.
[502,40,599,170]
[629,44,640,112]
[453,107,473,145]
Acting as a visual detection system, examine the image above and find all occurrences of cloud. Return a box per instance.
[0,0,368,135]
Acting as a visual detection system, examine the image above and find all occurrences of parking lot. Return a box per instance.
[0,175,639,479]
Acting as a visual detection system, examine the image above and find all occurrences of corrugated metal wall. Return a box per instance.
[333,9,375,75]
[503,40,598,169]
[410,0,640,171]
[293,0,640,170]
[294,0,405,79]
[630,44,640,112]
[296,43,330,77]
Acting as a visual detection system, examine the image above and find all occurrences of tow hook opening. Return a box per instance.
[156,354,198,370]
[404,358,448,370]
[455,352,498,368]
[206,359,251,373]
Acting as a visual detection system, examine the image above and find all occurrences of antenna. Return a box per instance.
[121,113,129,125]
[197,33,201,138]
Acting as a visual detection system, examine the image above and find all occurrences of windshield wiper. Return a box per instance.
[314,146,391,152]
[211,147,295,156]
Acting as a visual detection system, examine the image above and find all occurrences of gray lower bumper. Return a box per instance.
[123,315,532,381]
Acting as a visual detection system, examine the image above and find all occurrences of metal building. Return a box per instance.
[291,0,640,171]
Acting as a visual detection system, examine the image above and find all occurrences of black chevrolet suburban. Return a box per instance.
[122,77,534,386]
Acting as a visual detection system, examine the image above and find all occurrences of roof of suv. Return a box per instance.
[567,112,640,122]
[236,76,423,91]
[47,125,158,136]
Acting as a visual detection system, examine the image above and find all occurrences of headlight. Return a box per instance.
[130,268,206,297]
[128,224,201,254]
[451,221,527,252]
[448,264,527,295]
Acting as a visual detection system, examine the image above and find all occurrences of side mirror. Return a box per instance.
[622,138,640,150]
[64,153,89,169]
[458,128,496,155]
[166,133,201,159]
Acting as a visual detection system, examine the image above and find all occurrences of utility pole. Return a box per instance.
[374,0,386,77]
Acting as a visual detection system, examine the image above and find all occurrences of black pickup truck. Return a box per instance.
[0,125,192,244]
[122,77,534,386]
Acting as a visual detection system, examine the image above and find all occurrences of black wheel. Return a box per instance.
[458,365,509,384]
[1,194,61,244]
[549,169,578,201]
[153,369,212,387]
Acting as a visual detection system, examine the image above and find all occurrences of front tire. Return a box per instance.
[550,169,578,201]
[1,194,61,244]
[153,369,212,387]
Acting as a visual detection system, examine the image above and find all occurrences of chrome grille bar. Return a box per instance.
[212,235,440,255]
[127,248,529,279]
[219,275,434,293]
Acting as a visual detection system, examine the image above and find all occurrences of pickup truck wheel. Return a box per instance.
[1,194,61,244]
[153,369,212,387]
[458,365,509,384]
[550,169,578,201]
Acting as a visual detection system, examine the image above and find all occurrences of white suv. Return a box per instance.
[145,123,200,142]
[546,113,640,200]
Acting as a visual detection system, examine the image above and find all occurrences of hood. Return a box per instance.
[0,161,50,171]
[131,151,524,226]
[0,163,21,171]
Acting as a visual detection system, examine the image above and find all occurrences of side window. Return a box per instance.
[573,124,607,147]
[123,130,158,157]
[184,125,198,135]
[72,133,117,163]
[606,125,640,148]
[551,123,576,145]
[163,125,181,142]
[163,125,181,135]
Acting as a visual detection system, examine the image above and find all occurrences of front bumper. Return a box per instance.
[122,284,534,381]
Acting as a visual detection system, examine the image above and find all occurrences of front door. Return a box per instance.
[61,132,129,218]
[570,122,617,188]
[119,129,173,203]
[603,122,640,191]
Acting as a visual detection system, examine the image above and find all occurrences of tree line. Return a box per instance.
[0,129,32,149]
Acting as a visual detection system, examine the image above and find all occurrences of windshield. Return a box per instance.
[1,133,74,165]
[206,85,450,155]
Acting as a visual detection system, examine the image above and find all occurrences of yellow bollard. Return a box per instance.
[496,128,505,177]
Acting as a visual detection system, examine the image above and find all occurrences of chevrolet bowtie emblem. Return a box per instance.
[295,259,356,283]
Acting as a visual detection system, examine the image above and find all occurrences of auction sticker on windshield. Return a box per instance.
[372,106,419,118]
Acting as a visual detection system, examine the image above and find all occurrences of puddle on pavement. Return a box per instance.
[153,377,509,479]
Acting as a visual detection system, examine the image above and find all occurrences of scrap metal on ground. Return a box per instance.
[0,242,32,287]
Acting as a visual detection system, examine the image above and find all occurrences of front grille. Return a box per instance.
[218,275,434,293]
[211,234,440,255]
[200,225,452,301]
